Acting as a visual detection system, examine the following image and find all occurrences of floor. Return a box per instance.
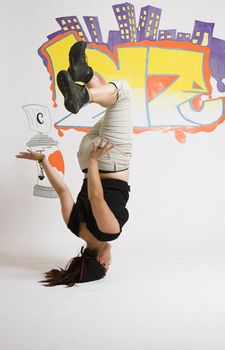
[1,238,225,350]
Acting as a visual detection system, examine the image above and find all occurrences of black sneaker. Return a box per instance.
[57,70,89,114]
[68,41,93,83]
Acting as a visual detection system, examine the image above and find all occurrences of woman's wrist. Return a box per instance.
[38,154,46,164]
[88,156,98,163]
[88,157,99,173]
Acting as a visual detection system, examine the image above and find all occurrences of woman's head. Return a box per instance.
[95,241,112,272]
[40,246,106,287]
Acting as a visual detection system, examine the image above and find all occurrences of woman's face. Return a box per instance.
[98,245,112,272]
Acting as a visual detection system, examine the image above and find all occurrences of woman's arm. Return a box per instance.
[16,150,68,194]
[87,140,120,234]
[16,149,74,224]
[87,157,104,200]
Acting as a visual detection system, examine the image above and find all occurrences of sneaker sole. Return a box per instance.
[68,41,93,83]
[57,70,80,114]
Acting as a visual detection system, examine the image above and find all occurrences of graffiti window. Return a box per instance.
[39,3,225,143]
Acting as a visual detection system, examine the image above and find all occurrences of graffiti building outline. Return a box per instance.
[38,2,225,143]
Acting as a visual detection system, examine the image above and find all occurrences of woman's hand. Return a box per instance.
[16,149,43,162]
[89,138,115,160]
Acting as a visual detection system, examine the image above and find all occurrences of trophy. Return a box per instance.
[23,104,64,198]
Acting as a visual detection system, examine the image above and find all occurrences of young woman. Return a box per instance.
[16,41,132,286]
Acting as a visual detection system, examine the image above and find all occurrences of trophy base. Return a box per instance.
[33,185,58,198]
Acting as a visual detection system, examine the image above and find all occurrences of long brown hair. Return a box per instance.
[39,246,106,287]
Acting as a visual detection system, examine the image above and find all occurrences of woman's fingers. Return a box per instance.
[98,138,115,150]
[103,140,111,148]
[16,149,41,161]
[104,144,115,154]
[104,140,115,151]
[89,138,116,159]
[16,151,28,157]
[16,153,31,160]
[107,144,115,151]
[104,140,115,154]
[98,138,105,149]
[92,142,97,150]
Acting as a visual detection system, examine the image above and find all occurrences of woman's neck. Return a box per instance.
[79,222,107,250]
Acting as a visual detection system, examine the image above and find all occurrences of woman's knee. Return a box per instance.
[112,80,131,100]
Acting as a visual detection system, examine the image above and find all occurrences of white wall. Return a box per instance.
[1,0,225,257]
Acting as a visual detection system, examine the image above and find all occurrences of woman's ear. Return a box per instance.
[99,256,103,264]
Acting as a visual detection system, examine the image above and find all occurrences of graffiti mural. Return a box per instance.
[37,3,225,143]
[23,104,65,198]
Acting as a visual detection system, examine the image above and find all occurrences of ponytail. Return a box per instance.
[39,246,106,287]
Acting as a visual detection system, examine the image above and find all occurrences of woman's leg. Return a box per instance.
[76,74,119,171]
[86,74,118,108]
[98,80,132,144]
[77,80,132,172]
[57,70,118,113]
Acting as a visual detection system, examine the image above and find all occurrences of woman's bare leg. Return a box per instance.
[86,74,118,108]
[86,74,105,89]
